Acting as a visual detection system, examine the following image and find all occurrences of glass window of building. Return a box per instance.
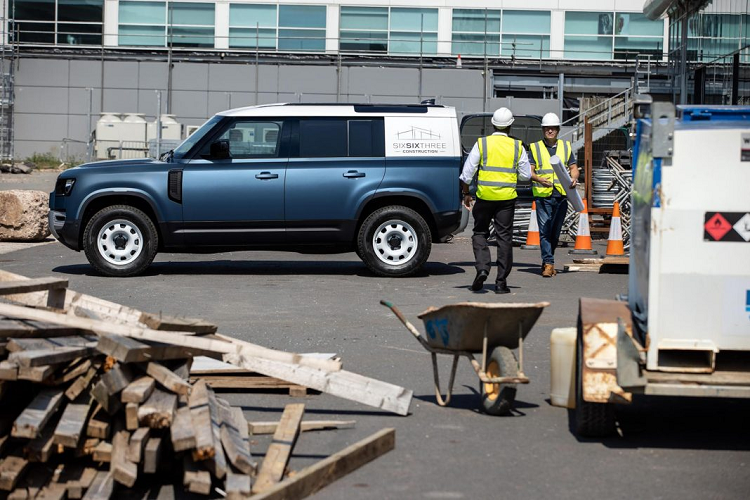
[340,7,388,53]
[565,11,663,60]
[502,10,551,59]
[169,3,215,47]
[451,9,501,57]
[10,0,104,45]
[278,5,326,51]
[119,1,167,46]
[339,6,437,55]
[229,4,278,49]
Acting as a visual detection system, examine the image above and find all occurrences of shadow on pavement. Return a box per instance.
[53,260,465,277]
[566,395,750,451]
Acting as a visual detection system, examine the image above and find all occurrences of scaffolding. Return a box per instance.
[1,5,15,162]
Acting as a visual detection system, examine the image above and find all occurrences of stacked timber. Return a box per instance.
[0,270,401,498]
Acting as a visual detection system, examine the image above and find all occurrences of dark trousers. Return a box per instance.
[535,195,568,264]
[472,198,515,286]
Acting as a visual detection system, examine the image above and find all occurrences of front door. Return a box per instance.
[284,118,385,243]
[181,118,287,246]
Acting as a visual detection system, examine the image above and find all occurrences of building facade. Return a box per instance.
[1,0,748,160]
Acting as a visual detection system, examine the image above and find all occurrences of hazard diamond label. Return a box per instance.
[705,213,733,241]
[704,212,750,242]
[733,213,750,242]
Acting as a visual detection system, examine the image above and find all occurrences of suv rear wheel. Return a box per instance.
[83,205,158,277]
[357,206,431,277]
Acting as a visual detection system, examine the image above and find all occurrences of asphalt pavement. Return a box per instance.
[1,171,749,499]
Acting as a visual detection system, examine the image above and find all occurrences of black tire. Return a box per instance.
[480,346,518,416]
[83,205,159,277]
[574,332,617,437]
[357,206,432,277]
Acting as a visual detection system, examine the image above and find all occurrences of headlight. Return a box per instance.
[55,178,76,196]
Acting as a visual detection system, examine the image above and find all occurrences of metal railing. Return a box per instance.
[559,87,634,146]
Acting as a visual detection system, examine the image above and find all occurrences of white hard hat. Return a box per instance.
[541,112,562,127]
[491,107,514,128]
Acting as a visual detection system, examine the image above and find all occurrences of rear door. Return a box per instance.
[284,118,386,243]
[181,118,288,246]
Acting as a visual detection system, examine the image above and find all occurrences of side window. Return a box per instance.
[299,119,347,158]
[297,118,384,158]
[204,120,282,159]
[349,119,384,157]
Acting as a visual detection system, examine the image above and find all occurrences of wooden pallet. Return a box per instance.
[564,256,629,273]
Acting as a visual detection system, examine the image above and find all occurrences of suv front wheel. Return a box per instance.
[83,205,159,277]
[357,206,432,277]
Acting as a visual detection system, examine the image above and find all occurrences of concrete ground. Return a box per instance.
[1,171,749,499]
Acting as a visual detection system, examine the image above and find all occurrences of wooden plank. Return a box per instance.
[95,334,150,363]
[92,441,112,463]
[189,380,215,461]
[17,365,55,383]
[53,394,94,448]
[125,403,139,430]
[86,405,110,439]
[146,361,191,396]
[81,471,113,500]
[137,388,176,429]
[249,419,356,436]
[0,360,18,380]
[76,438,100,457]
[98,364,133,395]
[219,402,255,475]
[189,374,310,393]
[0,277,69,295]
[126,427,150,463]
[120,376,155,404]
[252,403,305,494]
[140,312,218,334]
[171,405,196,452]
[205,386,228,479]
[36,482,67,500]
[111,430,137,487]
[0,455,29,491]
[51,358,93,386]
[143,437,162,474]
[65,365,98,401]
[225,472,252,500]
[9,346,96,368]
[253,428,396,500]
[0,303,413,414]
[8,335,96,353]
[223,352,412,416]
[183,458,212,495]
[0,319,81,338]
[12,388,65,439]
[58,465,97,500]
[25,411,61,462]
[90,381,121,415]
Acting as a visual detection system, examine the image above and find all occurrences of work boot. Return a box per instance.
[542,263,555,277]
[494,284,511,294]
[471,270,489,291]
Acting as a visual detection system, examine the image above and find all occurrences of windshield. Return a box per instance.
[173,115,223,159]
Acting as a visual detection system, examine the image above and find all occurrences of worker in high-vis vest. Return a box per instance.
[529,112,580,278]
[460,107,531,294]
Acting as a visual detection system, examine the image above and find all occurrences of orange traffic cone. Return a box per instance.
[521,201,540,249]
[456,54,462,69]
[606,201,625,256]
[569,200,598,255]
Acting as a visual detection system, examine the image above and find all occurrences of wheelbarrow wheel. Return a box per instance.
[480,346,518,416]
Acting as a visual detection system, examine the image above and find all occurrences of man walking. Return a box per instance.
[460,107,531,294]
[529,113,580,277]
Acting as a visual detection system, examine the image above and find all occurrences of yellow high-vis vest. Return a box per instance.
[530,139,572,197]
[476,135,521,201]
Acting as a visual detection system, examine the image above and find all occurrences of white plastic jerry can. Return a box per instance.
[550,327,577,408]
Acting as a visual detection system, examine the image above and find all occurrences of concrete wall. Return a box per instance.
[13,57,559,159]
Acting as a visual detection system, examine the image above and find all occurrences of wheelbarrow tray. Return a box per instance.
[417,301,549,352]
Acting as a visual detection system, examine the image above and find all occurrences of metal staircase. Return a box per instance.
[560,87,634,152]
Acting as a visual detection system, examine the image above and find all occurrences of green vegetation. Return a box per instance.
[23,152,82,170]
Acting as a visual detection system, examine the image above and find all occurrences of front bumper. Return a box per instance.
[48,210,81,251]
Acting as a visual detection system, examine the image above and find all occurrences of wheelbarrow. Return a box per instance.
[381,300,549,415]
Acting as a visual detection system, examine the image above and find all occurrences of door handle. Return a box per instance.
[255,172,279,180]
[343,170,366,178]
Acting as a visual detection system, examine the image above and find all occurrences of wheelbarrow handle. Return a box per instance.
[380,300,424,342]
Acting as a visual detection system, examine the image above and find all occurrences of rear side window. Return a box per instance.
[298,118,384,158]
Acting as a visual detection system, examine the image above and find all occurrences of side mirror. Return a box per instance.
[210,140,231,159]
